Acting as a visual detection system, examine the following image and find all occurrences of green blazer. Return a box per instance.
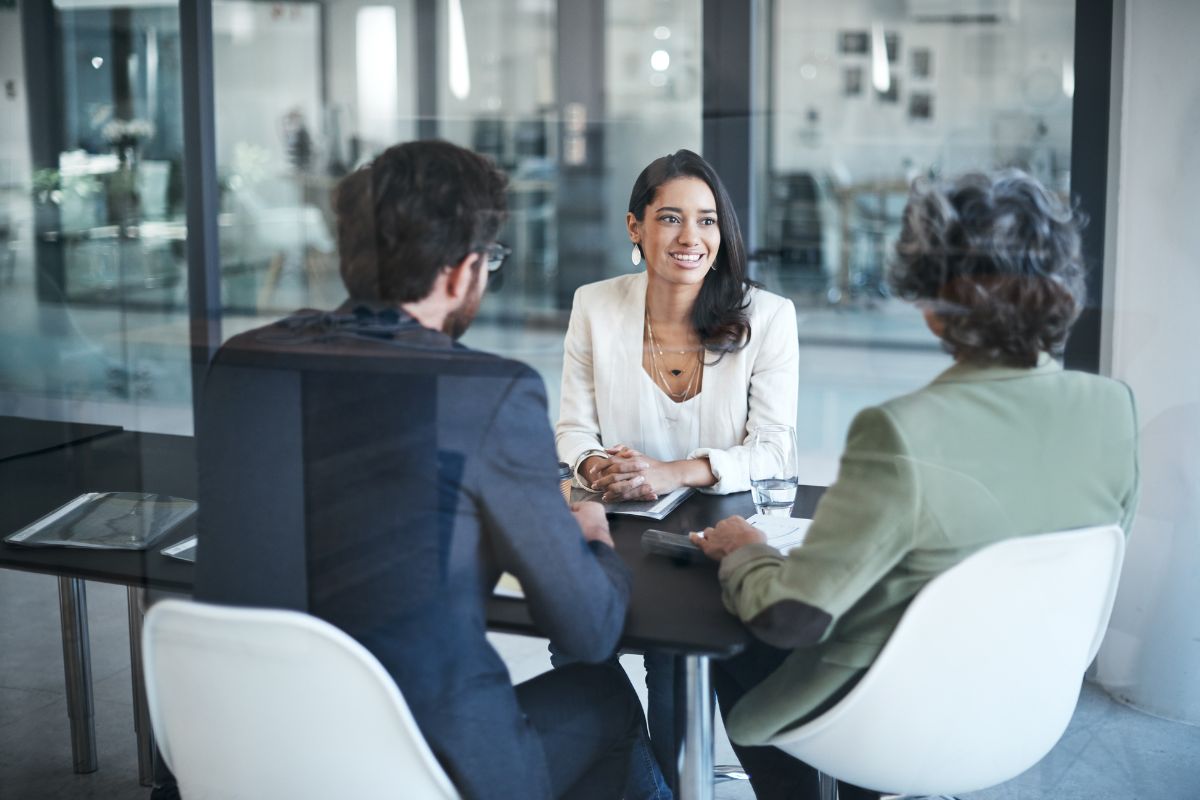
[718,354,1140,745]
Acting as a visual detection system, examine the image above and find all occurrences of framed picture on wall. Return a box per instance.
[839,31,869,55]
[912,48,933,79]
[909,92,933,120]
[877,75,900,103]
[843,66,863,96]
[885,32,900,63]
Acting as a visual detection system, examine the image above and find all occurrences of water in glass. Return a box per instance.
[752,477,798,517]
[750,424,798,517]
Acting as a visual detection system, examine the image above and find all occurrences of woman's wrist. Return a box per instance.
[578,455,609,489]
[669,457,715,490]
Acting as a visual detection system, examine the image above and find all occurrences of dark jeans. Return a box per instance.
[153,662,640,800]
[641,649,678,799]
[712,641,880,800]
[551,644,674,800]
[516,662,645,799]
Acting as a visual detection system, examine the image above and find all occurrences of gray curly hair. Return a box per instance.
[889,170,1087,367]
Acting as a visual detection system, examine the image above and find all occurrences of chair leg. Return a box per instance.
[818,771,838,800]
[713,764,749,783]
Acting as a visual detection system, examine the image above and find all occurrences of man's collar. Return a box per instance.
[322,302,421,335]
[931,352,1063,385]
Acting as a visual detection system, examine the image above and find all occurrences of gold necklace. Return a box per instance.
[645,311,701,401]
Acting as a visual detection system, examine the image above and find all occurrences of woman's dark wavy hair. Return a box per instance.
[889,170,1087,367]
[628,149,753,358]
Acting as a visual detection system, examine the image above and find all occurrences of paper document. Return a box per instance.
[494,572,524,599]
[161,535,198,563]
[747,514,813,554]
[572,486,694,520]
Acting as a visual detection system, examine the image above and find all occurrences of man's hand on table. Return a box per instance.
[691,515,766,561]
[572,500,614,548]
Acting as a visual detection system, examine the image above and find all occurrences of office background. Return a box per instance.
[0,0,1197,797]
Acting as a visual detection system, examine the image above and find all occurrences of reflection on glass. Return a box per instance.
[213,1,337,316]
[209,0,704,431]
[1,3,191,432]
[759,0,1075,312]
[757,0,1077,477]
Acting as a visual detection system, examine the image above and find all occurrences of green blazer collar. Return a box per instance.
[932,352,1062,385]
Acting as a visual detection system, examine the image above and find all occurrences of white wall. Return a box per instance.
[604,0,703,264]
[0,8,32,189]
[1094,0,1200,724]
[771,0,1075,186]
[325,0,417,154]
[212,0,323,187]
[436,0,555,149]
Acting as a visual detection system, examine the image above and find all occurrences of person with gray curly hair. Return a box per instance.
[689,170,1140,800]
[890,169,1087,367]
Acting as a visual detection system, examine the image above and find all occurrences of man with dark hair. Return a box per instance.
[191,140,641,799]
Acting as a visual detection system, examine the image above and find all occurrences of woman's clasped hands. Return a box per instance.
[583,445,683,503]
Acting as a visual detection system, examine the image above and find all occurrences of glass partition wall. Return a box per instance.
[205,0,703,415]
[0,0,1136,793]
[2,0,1080,465]
[1,1,192,433]
[755,0,1077,478]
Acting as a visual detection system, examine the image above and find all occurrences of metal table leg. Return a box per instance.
[127,586,155,786]
[818,770,838,800]
[57,577,97,774]
[678,654,714,800]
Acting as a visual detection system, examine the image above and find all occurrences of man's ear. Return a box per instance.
[445,252,481,299]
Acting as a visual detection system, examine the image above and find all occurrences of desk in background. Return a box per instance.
[0,427,194,784]
[0,415,122,463]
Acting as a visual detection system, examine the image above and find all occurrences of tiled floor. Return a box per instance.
[2,569,1199,799]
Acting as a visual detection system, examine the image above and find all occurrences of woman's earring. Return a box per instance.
[631,243,642,267]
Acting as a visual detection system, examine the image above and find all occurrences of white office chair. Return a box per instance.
[767,524,1126,799]
[142,599,460,800]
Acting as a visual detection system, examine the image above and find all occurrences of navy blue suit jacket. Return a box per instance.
[194,308,631,799]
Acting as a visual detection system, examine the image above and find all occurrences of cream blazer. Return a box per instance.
[556,272,799,494]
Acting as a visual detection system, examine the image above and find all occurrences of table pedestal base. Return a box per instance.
[678,654,714,800]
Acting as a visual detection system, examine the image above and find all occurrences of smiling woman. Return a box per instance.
[553,148,800,795]
[627,149,752,362]
[559,149,796,502]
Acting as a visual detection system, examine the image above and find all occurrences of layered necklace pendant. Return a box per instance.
[646,311,701,402]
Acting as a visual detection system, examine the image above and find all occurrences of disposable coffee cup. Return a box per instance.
[557,462,573,504]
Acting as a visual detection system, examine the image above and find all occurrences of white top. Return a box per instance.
[556,271,800,494]
[638,371,702,462]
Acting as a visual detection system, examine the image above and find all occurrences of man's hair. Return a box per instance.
[333,140,509,304]
[889,170,1087,367]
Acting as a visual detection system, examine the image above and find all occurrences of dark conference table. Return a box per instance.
[0,422,825,800]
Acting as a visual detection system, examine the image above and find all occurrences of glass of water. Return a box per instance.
[750,424,799,517]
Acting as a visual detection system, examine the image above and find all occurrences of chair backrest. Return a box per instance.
[769,524,1125,796]
[142,599,460,800]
